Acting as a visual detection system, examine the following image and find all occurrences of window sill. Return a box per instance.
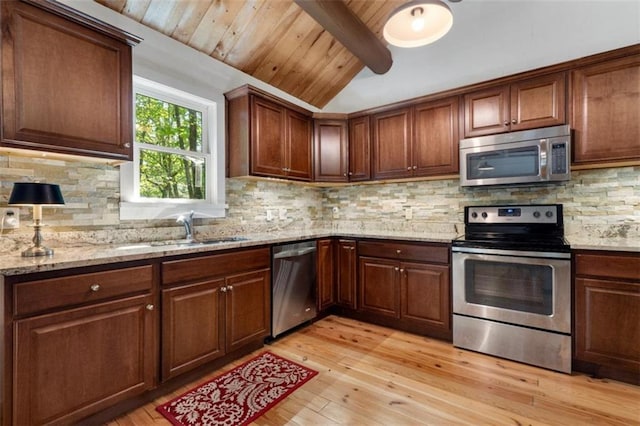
[120,201,225,221]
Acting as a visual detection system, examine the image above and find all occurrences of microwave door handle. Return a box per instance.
[539,139,548,177]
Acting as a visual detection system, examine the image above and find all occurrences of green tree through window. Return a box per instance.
[135,93,206,200]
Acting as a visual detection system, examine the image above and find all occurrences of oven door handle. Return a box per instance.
[452,245,571,259]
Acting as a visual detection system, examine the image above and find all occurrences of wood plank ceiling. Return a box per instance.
[94,0,405,108]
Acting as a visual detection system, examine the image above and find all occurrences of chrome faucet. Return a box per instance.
[176,210,195,242]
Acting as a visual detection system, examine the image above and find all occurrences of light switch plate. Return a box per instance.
[0,208,19,229]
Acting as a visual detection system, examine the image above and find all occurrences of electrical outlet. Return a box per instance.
[405,207,413,220]
[0,208,19,229]
[279,208,287,220]
[266,210,273,222]
[332,206,340,219]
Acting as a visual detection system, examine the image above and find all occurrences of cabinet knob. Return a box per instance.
[512,119,517,124]
[124,142,131,148]
[227,285,233,291]
[350,247,355,251]
[396,249,402,254]
[407,166,412,171]
[90,284,100,292]
[343,173,347,177]
[400,268,405,273]
[348,172,353,176]
[413,166,417,170]
[395,267,399,271]
[504,121,510,126]
[221,286,227,292]
[146,304,154,311]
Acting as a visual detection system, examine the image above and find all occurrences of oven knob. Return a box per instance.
[481,212,488,219]
[471,212,478,219]
[546,211,554,218]
[533,211,541,218]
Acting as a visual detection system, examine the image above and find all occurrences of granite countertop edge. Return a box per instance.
[0,230,637,276]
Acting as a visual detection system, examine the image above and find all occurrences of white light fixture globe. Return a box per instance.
[383,0,453,48]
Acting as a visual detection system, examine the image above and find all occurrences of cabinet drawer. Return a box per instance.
[575,252,640,281]
[14,265,153,317]
[162,247,270,285]
[358,240,449,264]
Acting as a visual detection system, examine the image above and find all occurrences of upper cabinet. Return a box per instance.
[347,116,371,182]
[314,119,348,182]
[463,72,566,138]
[372,96,459,179]
[226,85,313,181]
[0,0,140,161]
[571,53,640,166]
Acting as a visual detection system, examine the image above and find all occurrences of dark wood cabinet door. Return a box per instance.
[571,54,640,165]
[575,277,640,376]
[358,256,400,318]
[161,279,225,381]
[510,72,566,131]
[317,238,336,311]
[337,239,357,309]
[348,116,371,181]
[0,1,134,160]
[372,107,412,179]
[286,109,313,180]
[400,262,450,332]
[314,120,348,182]
[225,269,271,353]
[413,97,460,176]
[251,96,286,177]
[13,294,156,425]
[463,85,510,137]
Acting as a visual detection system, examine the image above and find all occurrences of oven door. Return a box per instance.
[452,248,571,334]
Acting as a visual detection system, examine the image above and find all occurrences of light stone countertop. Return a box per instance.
[0,229,457,276]
[0,229,636,276]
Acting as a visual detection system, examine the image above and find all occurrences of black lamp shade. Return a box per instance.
[8,182,65,206]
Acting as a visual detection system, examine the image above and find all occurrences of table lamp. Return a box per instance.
[8,182,65,257]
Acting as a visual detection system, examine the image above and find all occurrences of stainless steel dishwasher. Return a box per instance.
[271,240,317,338]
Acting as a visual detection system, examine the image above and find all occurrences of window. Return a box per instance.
[120,77,224,220]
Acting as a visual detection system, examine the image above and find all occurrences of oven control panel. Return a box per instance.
[466,205,560,224]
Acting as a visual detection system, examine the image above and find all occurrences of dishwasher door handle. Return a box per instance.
[273,247,316,259]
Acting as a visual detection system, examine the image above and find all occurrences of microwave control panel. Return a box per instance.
[551,142,568,174]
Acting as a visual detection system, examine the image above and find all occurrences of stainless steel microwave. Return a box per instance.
[459,125,571,187]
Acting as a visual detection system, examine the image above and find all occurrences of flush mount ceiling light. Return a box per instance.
[383,0,453,48]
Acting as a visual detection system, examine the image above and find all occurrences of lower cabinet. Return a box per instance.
[7,264,157,425]
[357,240,451,339]
[574,250,640,384]
[316,238,336,311]
[336,239,357,309]
[161,248,271,381]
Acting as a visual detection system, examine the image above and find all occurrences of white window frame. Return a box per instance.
[120,77,225,220]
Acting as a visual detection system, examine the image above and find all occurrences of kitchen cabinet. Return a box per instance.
[574,250,640,385]
[316,238,335,310]
[336,239,357,309]
[0,0,139,161]
[372,96,460,179]
[226,85,313,181]
[348,115,371,181]
[7,263,157,425]
[571,53,640,166]
[357,240,451,339]
[161,248,270,381]
[314,120,348,182]
[463,72,566,138]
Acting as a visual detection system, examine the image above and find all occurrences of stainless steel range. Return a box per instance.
[452,204,571,373]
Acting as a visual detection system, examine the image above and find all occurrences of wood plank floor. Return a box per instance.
[108,315,640,425]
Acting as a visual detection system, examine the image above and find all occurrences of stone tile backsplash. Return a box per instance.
[0,152,637,253]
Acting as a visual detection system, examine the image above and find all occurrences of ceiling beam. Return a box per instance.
[294,0,393,74]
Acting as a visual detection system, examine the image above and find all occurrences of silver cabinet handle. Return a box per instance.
[221,286,227,292]
[504,121,509,126]
[395,267,399,271]
[400,268,405,273]
[413,166,417,170]
[227,285,233,291]
[396,249,402,254]
[124,142,131,148]
[512,119,517,124]
[348,172,353,176]
[90,284,100,292]
[146,304,154,311]
[407,166,412,171]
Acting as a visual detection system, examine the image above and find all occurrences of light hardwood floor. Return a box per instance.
[108,315,640,425]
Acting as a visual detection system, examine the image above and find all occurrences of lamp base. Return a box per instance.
[21,245,54,257]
